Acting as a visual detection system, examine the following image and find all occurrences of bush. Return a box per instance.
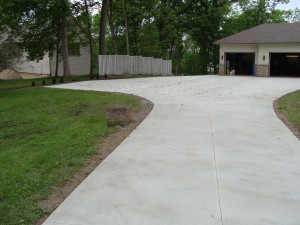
[96,74,100,80]
[31,81,35,87]
[60,77,64,83]
[52,78,56,85]
[42,80,46,86]
[90,75,94,80]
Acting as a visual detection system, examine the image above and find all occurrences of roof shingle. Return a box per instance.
[214,23,300,45]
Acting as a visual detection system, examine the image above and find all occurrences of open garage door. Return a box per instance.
[270,53,300,77]
[225,53,255,75]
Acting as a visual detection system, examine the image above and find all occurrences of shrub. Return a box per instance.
[31,81,35,87]
[60,77,64,83]
[52,78,56,85]
[42,80,46,86]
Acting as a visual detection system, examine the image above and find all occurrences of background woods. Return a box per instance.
[0,0,299,76]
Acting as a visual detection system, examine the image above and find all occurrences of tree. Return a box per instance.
[99,0,108,55]
[284,8,300,22]
[121,0,130,55]
[238,0,290,28]
[107,0,120,54]
[222,0,291,38]
[184,0,234,74]
[61,0,72,78]
[0,0,73,78]
[84,0,94,75]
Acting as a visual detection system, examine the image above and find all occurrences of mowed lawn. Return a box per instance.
[0,77,54,89]
[279,90,300,133]
[0,86,141,225]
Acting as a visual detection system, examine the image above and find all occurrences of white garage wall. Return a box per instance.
[258,43,300,65]
[219,44,258,65]
[219,43,300,66]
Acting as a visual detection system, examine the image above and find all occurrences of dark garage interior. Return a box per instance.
[270,53,300,77]
[225,53,255,75]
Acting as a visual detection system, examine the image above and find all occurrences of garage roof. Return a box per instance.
[215,23,300,45]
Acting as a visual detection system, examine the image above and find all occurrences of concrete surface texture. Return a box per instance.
[44,76,300,225]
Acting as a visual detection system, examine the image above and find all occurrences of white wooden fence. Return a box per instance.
[99,55,172,76]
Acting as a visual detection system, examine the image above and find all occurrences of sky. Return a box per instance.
[276,0,300,10]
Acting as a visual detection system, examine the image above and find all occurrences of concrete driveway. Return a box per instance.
[44,76,300,225]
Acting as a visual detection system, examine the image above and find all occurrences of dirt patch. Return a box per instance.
[106,105,133,127]
[273,97,300,140]
[36,96,153,225]
[0,69,48,80]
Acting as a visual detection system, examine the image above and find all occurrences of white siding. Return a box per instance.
[219,43,300,66]
[16,53,50,74]
[219,44,258,65]
[50,47,90,76]
[257,43,300,65]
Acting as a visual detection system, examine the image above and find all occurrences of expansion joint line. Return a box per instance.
[209,113,224,225]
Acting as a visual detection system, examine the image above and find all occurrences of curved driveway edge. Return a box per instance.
[44,76,300,225]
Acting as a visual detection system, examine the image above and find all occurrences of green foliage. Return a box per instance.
[31,81,35,87]
[1,0,294,76]
[60,77,64,83]
[184,0,232,74]
[222,0,291,36]
[284,8,300,22]
[0,87,141,224]
[42,80,46,86]
[0,0,98,77]
[52,77,56,85]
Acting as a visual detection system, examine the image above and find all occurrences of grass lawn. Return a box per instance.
[0,75,91,90]
[278,90,300,132]
[0,74,159,90]
[0,77,54,89]
[0,86,141,224]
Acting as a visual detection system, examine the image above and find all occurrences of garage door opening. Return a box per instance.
[270,53,300,77]
[225,53,255,75]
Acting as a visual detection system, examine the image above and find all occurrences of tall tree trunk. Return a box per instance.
[121,0,129,55]
[55,41,59,77]
[99,0,108,55]
[55,23,60,77]
[61,0,71,78]
[108,0,119,54]
[84,0,93,75]
[199,43,208,75]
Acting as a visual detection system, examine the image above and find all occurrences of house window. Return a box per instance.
[68,43,80,56]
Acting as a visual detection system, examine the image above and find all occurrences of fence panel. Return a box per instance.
[99,55,172,76]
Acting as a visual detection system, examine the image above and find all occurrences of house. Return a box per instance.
[214,23,300,77]
[0,32,90,76]
[0,32,50,74]
[50,43,90,76]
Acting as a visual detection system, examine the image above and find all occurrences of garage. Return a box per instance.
[225,53,255,75]
[215,23,300,77]
[270,53,300,77]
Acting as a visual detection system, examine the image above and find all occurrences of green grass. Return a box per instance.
[0,77,54,89]
[0,87,141,225]
[279,90,300,131]
[0,74,160,90]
